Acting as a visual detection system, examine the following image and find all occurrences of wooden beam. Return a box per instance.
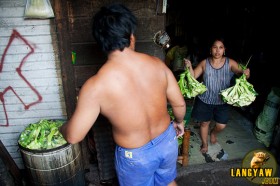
[0,140,23,186]
[53,0,77,118]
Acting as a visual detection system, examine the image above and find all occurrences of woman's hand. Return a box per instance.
[243,68,250,79]
[184,58,192,69]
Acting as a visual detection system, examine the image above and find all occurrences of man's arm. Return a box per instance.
[60,78,101,144]
[166,68,186,136]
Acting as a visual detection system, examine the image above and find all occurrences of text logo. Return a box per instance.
[230,149,278,185]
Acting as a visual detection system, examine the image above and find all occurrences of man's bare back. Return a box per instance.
[62,47,185,148]
[59,4,186,185]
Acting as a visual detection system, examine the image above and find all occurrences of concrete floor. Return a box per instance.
[183,107,265,166]
[86,107,273,186]
[175,107,271,186]
[176,159,256,186]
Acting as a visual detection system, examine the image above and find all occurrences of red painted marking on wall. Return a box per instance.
[0,29,43,126]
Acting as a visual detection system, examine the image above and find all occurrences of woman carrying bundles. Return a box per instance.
[184,37,250,154]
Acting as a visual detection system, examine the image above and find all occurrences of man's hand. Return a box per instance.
[173,121,185,137]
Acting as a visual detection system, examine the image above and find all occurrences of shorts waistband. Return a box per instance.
[116,122,174,151]
[150,122,174,146]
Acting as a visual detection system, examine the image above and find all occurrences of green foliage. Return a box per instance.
[220,74,258,107]
[18,119,67,150]
[178,68,207,98]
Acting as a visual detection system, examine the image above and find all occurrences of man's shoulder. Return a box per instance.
[136,51,163,63]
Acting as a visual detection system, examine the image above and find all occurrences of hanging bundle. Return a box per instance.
[178,67,207,99]
[24,0,55,19]
[220,73,258,107]
[220,56,258,107]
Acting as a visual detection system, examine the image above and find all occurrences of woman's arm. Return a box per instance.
[184,58,205,79]
[230,59,250,79]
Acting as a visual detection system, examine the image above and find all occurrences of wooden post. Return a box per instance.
[0,140,23,186]
[182,128,191,166]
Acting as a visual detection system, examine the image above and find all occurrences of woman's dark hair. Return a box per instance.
[209,36,226,48]
[92,3,137,54]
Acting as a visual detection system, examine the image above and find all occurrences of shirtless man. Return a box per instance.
[59,3,186,186]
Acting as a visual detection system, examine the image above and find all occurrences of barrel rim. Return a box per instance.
[18,119,69,153]
[18,142,70,153]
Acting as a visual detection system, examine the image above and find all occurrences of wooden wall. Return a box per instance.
[54,0,167,118]
[0,0,67,169]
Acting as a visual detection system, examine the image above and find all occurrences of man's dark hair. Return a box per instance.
[92,3,137,54]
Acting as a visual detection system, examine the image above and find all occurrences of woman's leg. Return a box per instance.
[210,123,226,144]
[200,121,211,153]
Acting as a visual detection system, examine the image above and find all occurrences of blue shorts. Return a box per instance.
[115,123,178,186]
[191,97,229,124]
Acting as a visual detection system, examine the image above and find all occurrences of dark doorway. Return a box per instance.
[165,2,279,121]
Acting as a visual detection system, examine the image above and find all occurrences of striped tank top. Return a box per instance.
[198,57,234,105]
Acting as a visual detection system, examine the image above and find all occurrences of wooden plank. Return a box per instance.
[181,129,191,166]
[74,65,102,91]
[0,139,21,149]
[0,25,55,37]
[68,8,165,43]
[1,77,62,88]
[1,86,62,97]
[4,102,66,111]
[1,69,60,80]
[0,35,53,46]
[0,89,64,101]
[3,109,66,119]
[1,53,57,63]
[0,18,50,27]
[53,0,77,119]
[3,61,58,71]
[0,43,57,54]
[0,140,23,186]
[0,1,25,7]
[65,1,165,43]
[0,117,66,128]
[135,41,165,60]
[0,126,26,134]
[71,43,106,66]
[0,7,24,17]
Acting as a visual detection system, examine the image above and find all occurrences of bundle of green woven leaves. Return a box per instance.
[178,68,207,98]
[18,119,67,150]
[220,74,258,107]
[220,57,258,107]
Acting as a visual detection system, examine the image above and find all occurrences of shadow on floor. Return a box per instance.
[184,107,265,165]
